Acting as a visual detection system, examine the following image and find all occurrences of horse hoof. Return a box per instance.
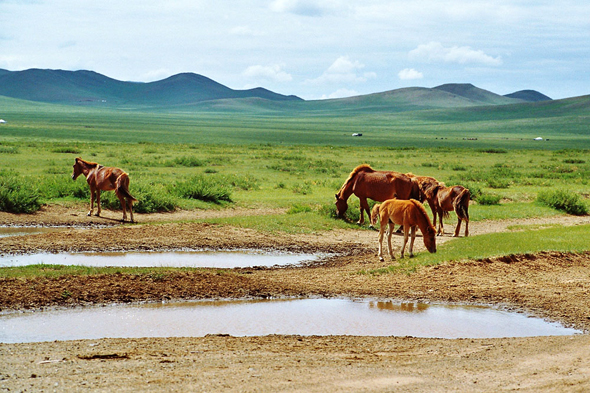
[379,257,384,262]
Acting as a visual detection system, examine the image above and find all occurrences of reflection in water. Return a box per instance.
[0,298,580,343]
[369,301,429,312]
[0,250,323,269]
[0,226,68,238]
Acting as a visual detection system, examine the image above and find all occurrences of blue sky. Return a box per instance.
[0,0,589,100]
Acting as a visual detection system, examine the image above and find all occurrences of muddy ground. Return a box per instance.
[1,205,590,392]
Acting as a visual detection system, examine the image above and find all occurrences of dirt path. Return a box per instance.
[1,206,590,392]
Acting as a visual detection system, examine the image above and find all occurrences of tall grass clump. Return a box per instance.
[172,175,233,204]
[537,189,588,215]
[0,173,43,213]
[98,182,177,213]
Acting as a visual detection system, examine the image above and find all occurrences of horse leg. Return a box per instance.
[408,226,416,258]
[378,223,387,261]
[454,216,462,237]
[95,190,101,216]
[87,189,95,216]
[117,192,127,222]
[400,225,411,258]
[358,198,370,225]
[437,210,444,236]
[387,222,396,260]
[465,219,469,237]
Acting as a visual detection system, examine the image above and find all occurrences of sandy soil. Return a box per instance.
[1,205,590,392]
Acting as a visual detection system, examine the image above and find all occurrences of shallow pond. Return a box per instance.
[0,250,323,269]
[0,299,580,343]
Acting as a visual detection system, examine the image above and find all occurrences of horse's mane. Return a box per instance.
[336,164,374,197]
[410,199,434,227]
[76,157,99,167]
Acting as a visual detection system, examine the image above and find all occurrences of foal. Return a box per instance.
[371,198,436,261]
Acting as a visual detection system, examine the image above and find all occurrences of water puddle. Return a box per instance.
[0,299,580,343]
[0,250,323,269]
[0,226,68,238]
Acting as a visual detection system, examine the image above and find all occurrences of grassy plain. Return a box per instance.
[1,95,589,269]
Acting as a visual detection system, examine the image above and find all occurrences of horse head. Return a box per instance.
[423,225,437,253]
[72,158,84,180]
[334,193,348,217]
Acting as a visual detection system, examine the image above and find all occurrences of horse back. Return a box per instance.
[95,166,126,190]
[379,198,413,226]
[354,171,413,201]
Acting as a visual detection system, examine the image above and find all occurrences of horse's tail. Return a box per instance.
[370,203,381,227]
[453,188,470,221]
[336,164,374,198]
[116,173,137,203]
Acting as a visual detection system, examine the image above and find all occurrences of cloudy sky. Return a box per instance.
[1,0,589,100]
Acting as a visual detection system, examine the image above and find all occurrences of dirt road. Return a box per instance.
[1,205,590,392]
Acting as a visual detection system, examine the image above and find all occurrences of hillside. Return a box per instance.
[0,69,302,106]
[504,90,552,102]
[0,68,556,114]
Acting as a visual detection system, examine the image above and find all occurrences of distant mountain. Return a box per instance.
[504,90,552,102]
[0,68,557,114]
[0,68,302,106]
[433,83,520,105]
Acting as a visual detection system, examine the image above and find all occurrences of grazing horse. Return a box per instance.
[72,157,137,222]
[335,164,419,225]
[425,184,470,237]
[370,198,436,260]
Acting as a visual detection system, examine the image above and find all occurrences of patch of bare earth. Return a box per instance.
[1,205,590,392]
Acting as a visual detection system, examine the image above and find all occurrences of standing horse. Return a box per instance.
[425,183,470,237]
[72,157,137,222]
[370,198,436,260]
[406,174,441,222]
[335,164,419,225]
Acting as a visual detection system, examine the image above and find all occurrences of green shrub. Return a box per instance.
[172,156,205,167]
[287,204,313,214]
[99,183,178,213]
[0,174,43,213]
[477,193,502,205]
[537,189,588,215]
[172,175,232,204]
[40,175,89,199]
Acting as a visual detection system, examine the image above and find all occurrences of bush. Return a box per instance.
[0,174,43,213]
[537,189,588,215]
[287,204,313,214]
[172,175,232,204]
[98,183,177,213]
[477,193,502,205]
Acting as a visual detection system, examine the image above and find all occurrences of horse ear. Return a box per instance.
[335,193,339,200]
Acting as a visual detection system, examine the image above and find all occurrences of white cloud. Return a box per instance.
[306,56,376,85]
[409,42,502,66]
[229,26,264,37]
[398,68,423,80]
[321,88,359,99]
[270,0,341,16]
[242,64,292,83]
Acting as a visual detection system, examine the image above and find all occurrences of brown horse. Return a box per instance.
[406,174,441,221]
[335,164,419,225]
[72,157,137,222]
[370,198,436,260]
[424,183,470,237]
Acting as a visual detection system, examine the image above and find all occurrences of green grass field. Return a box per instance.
[1,95,589,275]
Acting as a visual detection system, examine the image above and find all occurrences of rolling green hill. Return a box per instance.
[0,69,302,106]
[0,68,551,114]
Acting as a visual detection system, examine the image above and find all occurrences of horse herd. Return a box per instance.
[335,164,470,261]
[71,158,469,262]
